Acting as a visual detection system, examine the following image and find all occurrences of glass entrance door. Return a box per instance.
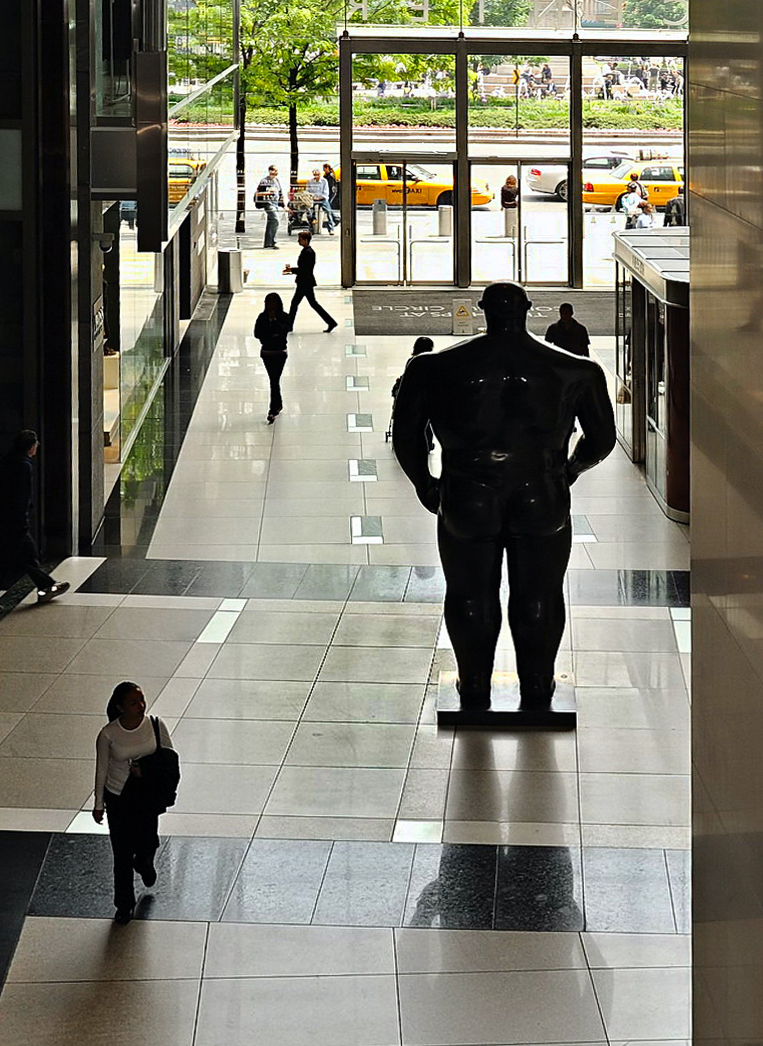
[470,160,570,285]
[352,159,455,285]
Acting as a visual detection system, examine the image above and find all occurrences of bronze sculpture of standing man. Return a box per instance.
[392,283,616,715]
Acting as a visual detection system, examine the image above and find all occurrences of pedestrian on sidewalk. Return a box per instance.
[544,303,591,358]
[0,430,70,605]
[255,164,284,249]
[92,681,176,925]
[255,292,291,424]
[284,231,337,333]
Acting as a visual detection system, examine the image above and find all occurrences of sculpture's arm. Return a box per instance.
[567,364,617,483]
[392,359,440,513]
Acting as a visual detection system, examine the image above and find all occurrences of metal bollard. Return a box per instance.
[218,249,243,293]
[372,198,388,235]
[504,207,518,238]
[438,204,453,237]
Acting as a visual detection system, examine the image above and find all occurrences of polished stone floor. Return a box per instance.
[0,288,691,1045]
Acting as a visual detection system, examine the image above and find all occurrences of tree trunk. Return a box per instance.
[289,103,298,191]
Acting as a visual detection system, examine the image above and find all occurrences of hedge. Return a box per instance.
[173,96,683,131]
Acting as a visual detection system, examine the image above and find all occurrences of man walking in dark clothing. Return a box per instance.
[0,431,70,604]
[284,232,337,332]
[544,303,591,358]
[664,187,686,227]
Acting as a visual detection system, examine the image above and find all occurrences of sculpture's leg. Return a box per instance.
[506,521,572,705]
[437,516,503,707]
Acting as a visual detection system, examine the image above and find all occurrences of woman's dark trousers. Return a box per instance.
[261,352,287,414]
[105,779,159,910]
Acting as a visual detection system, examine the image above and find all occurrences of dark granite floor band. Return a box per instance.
[19,832,690,934]
[0,832,52,987]
[77,560,690,608]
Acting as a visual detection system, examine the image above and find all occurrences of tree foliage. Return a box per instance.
[622,0,688,29]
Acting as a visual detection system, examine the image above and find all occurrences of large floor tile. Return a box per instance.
[93,606,215,642]
[582,847,675,933]
[0,979,201,1046]
[395,928,586,973]
[577,727,689,774]
[572,618,678,652]
[204,922,395,977]
[398,969,606,1044]
[332,613,440,648]
[266,766,406,818]
[170,718,295,764]
[255,815,394,842]
[445,770,579,824]
[0,713,101,759]
[65,638,192,677]
[207,642,325,681]
[398,769,450,820]
[158,812,257,837]
[313,841,415,926]
[576,688,690,731]
[0,673,57,713]
[6,916,207,981]
[171,763,278,815]
[227,608,340,645]
[574,651,686,689]
[0,636,86,674]
[451,732,578,773]
[303,681,425,723]
[318,645,433,684]
[582,931,691,969]
[184,677,310,720]
[0,758,92,809]
[221,838,330,923]
[195,974,400,1046]
[592,967,691,1041]
[0,807,77,831]
[0,604,115,639]
[147,836,249,921]
[580,773,691,827]
[286,721,415,768]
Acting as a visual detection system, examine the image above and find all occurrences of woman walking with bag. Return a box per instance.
[254,292,291,423]
[92,681,177,925]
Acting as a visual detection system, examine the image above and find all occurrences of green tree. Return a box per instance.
[241,0,461,184]
[468,0,531,27]
[622,0,688,28]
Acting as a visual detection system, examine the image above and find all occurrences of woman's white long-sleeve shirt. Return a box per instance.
[94,716,173,811]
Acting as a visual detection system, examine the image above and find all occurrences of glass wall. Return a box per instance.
[95,0,134,116]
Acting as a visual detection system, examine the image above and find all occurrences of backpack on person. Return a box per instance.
[138,717,181,814]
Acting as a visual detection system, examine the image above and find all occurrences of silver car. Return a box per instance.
[526,153,636,201]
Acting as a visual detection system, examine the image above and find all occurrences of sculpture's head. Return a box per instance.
[477,282,532,333]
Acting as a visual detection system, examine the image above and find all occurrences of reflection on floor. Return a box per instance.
[0,288,691,1045]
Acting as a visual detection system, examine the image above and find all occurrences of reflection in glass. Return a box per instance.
[95,0,133,116]
[168,71,235,211]
[352,54,456,149]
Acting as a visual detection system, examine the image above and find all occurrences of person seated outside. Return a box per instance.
[621,182,644,229]
[635,201,656,229]
[305,169,336,235]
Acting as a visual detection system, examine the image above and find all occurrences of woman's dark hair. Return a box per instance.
[412,337,434,356]
[264,292,285,316]
[15,430,38,453]
[106,680,142,722]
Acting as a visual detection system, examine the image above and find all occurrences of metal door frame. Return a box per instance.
[350,153,458,286]
[468,157,572,286]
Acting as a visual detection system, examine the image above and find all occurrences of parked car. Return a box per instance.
[299,163,493,209]
[583,160,685,209]
[168,158,206,205]
[526,153,635,202]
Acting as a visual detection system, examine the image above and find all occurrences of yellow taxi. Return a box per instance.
[583,160,684,209]
[312,164,492,208]
[168,158,206,205]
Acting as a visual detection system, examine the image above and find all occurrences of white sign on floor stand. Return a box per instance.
[452,299,474,335]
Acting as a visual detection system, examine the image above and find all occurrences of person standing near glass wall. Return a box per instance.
[256,164,284,250]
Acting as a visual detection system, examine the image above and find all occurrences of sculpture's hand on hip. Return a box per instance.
[417,479,441,514]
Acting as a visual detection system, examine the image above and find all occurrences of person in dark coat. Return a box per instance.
[284,231,337,332]
[664,186,686,227]
[254,292,291,423]
[544,303,591,358]
[0,430,70,603]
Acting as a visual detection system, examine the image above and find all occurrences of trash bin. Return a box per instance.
[218,249,243,293]
[372,198,388,236]
[438,204,453,237]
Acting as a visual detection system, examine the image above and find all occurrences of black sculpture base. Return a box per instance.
[436,671,576,730]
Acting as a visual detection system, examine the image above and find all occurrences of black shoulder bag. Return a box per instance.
[139,716,181,814]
